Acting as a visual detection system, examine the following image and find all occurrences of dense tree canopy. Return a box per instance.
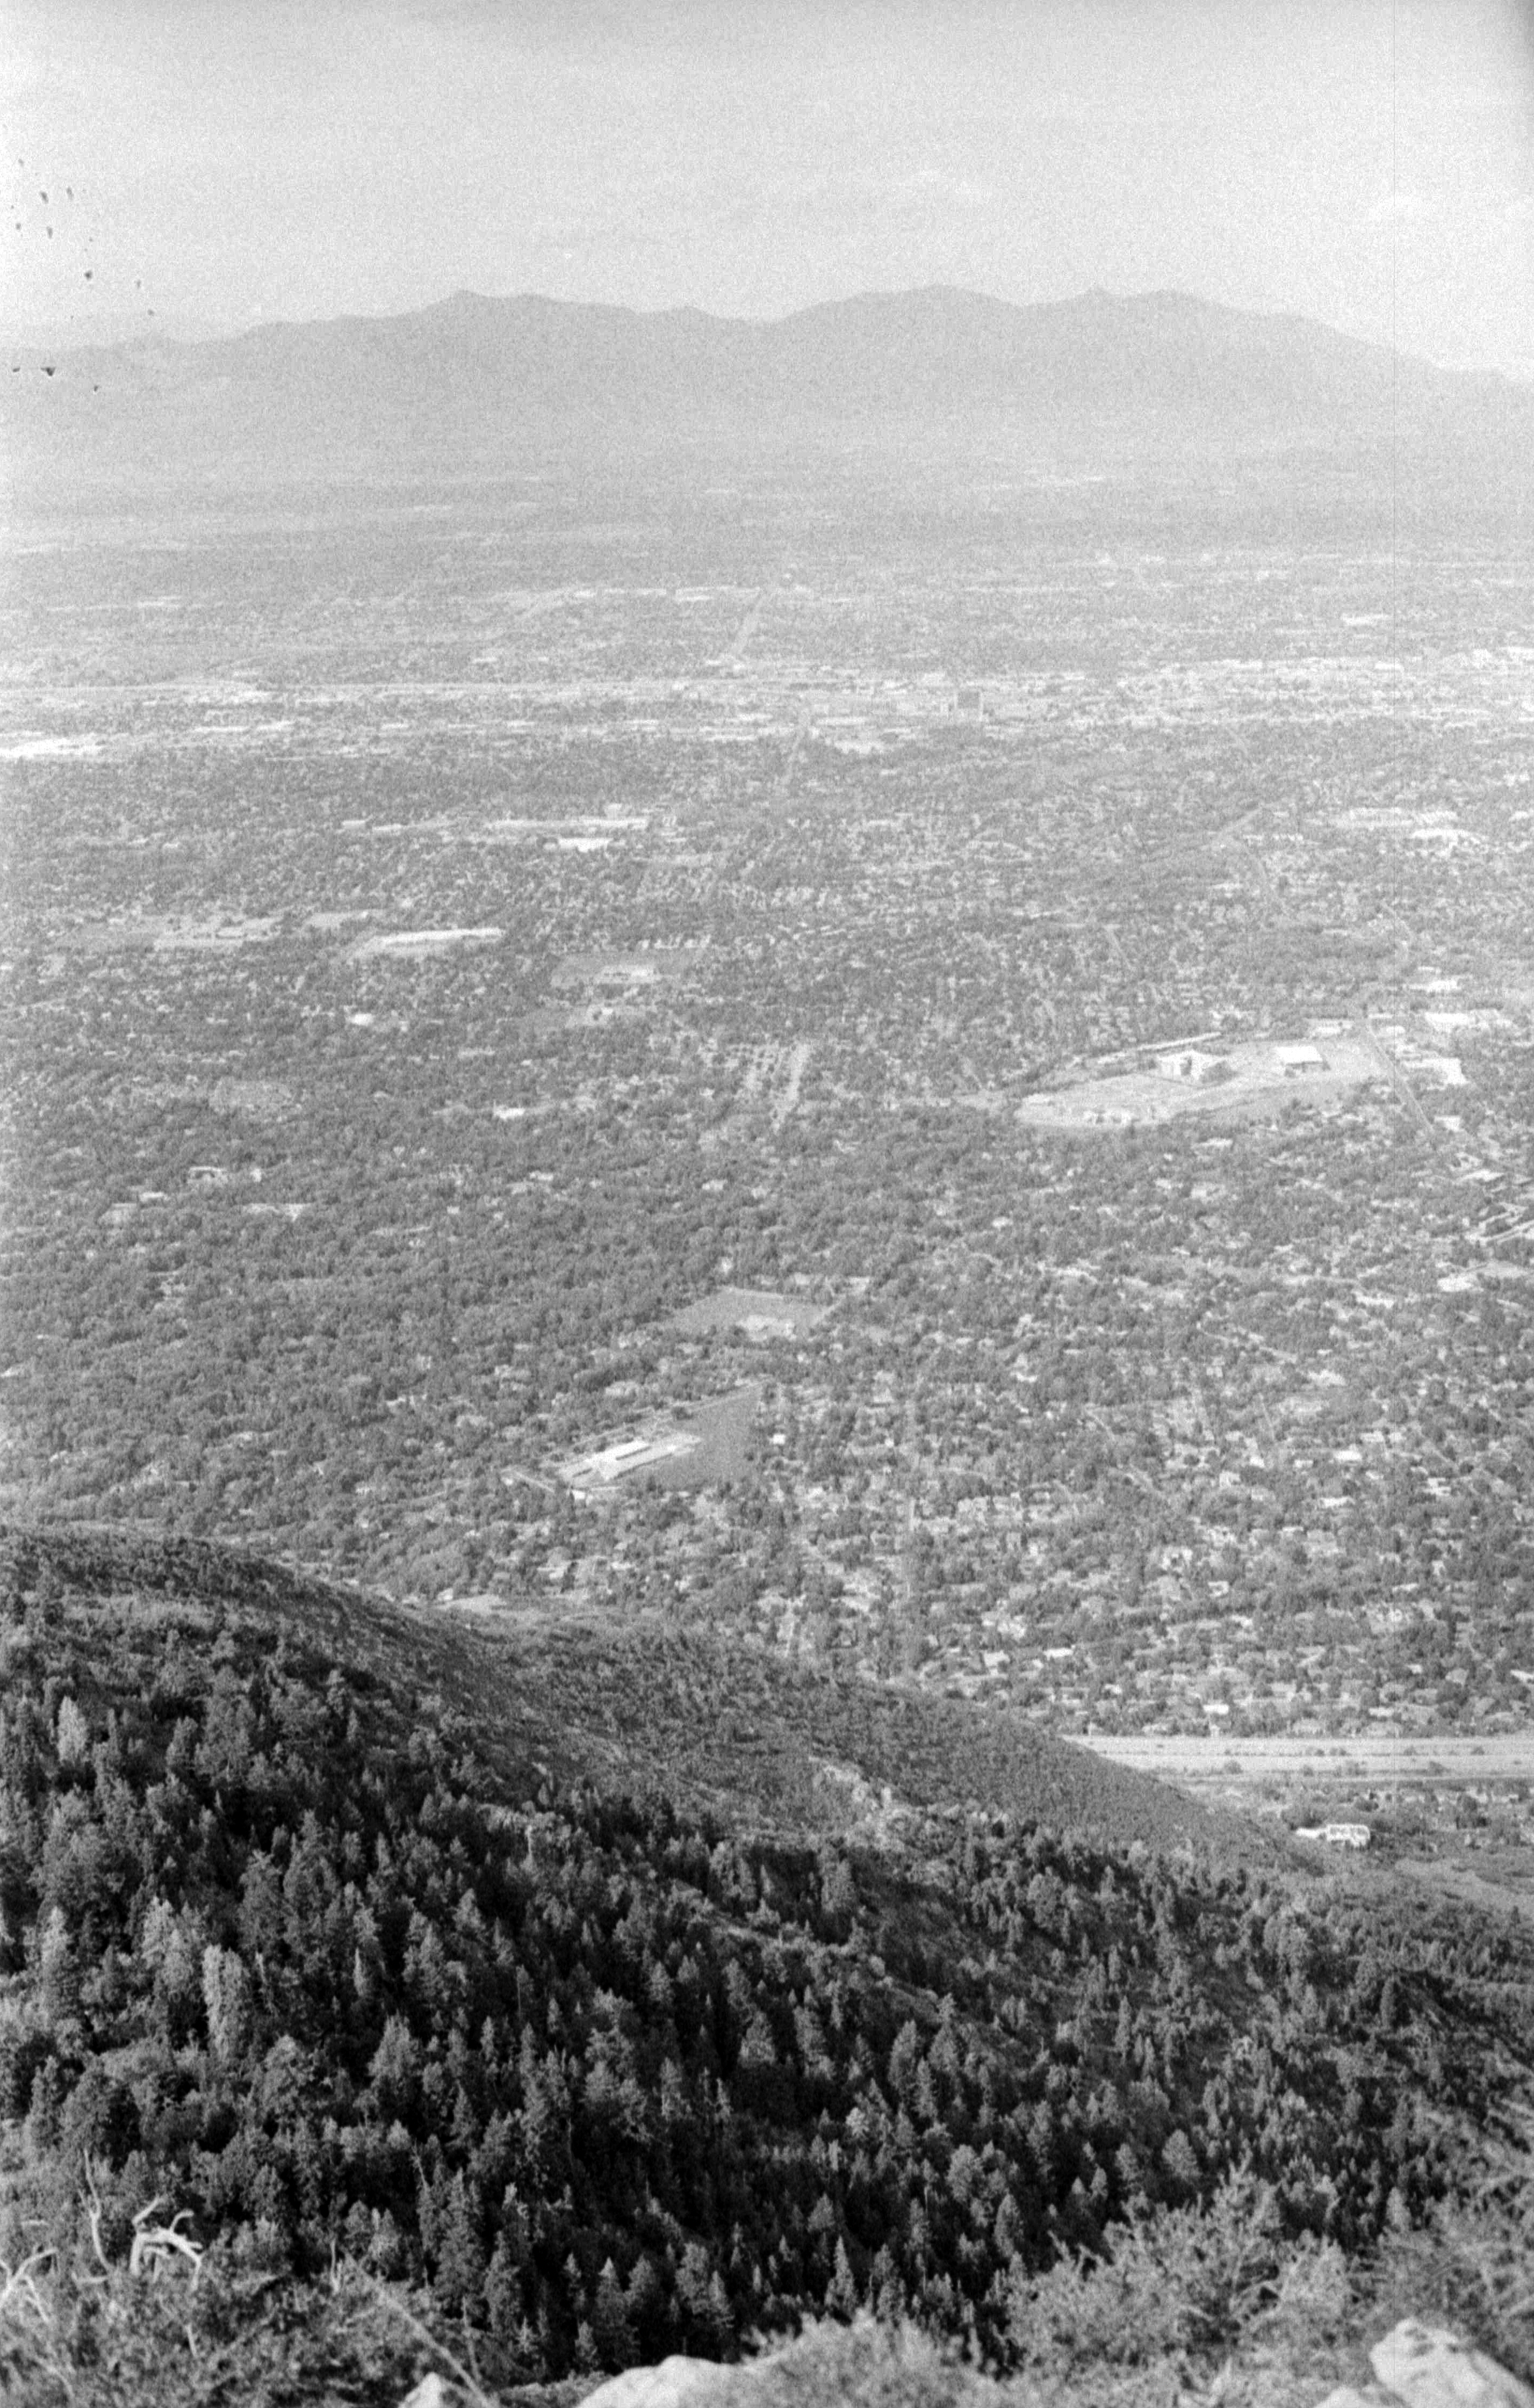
[2,1532,1531,2379]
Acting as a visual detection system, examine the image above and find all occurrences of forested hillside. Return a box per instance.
[2,1523,1531,2392]
[0,1523,1264,1862]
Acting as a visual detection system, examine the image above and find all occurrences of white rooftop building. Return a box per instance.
[1277,1043,1326,1074]
[1157,1048,1228,1083]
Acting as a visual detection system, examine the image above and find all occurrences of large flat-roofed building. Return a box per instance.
[1157,1047,1228,1084]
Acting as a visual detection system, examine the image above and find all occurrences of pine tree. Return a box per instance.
[827,2235,860,2319]
[201,1943,251,2062]
[592,2256,636,2369]
[432,2170,486,2315]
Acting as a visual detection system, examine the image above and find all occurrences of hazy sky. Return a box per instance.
[4,0,1532,375]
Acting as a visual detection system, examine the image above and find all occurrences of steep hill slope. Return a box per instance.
[2,1517,1532,2392]
[0,1520,1263,1864]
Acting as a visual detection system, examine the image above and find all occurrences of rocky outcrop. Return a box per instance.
[579,2360,750,2408]
[1317,2319,1534,2408]
[399,2319,1533,2408]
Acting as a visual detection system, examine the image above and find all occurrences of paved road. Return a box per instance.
[1352,1015,1438,1144]
[1077,1732,1534,1782]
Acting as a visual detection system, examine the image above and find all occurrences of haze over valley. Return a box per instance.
[5,256,1534,2402]
[6,288,1534,1767]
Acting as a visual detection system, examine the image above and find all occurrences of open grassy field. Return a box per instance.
[672,1288,831,1339]
[555,1383,763,1495]
[1016,1031,1382,1132]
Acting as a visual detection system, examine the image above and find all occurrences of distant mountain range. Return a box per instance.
[7,283,1532,499]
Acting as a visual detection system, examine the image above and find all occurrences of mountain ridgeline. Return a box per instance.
[8,284,1532,507]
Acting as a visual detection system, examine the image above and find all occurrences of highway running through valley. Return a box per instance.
[1077,1731,1534,1783]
